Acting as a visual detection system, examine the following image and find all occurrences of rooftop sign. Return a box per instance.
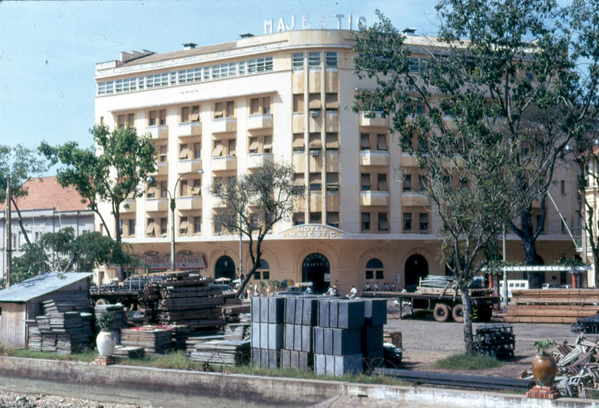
[264,14,367,35]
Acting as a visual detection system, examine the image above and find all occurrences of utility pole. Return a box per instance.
[239,213,243,282]
[5,176,11,288]
[502,226,508,308]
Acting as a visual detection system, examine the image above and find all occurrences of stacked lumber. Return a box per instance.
[189,339,250,366]
[140,276,225,330]
[416,276,492,297]
[27,310,92,354]
[505,290,599,323]
[42,295,92,314]
[185,335,225,353]
[121,327,172,354]
[520,334,599,398]
[156,324,194,350]
[94,304,128,330]
[224,323,250,341]
[223,296,250,323]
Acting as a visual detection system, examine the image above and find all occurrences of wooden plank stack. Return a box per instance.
[42,295,92,314]
[26,320,41,351]
[505,290,599,323]
[189,339,250,366]
[121,327,172,355]
[27,307,93,354]
[141,276,226,331]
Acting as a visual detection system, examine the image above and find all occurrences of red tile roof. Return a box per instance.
[0,176,89,212]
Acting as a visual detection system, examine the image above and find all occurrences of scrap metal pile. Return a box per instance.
[473,325,515,360]
[520,334,599,398]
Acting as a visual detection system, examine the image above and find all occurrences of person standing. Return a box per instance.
[349,286,358,299]
[366,281,371,291]
[374,282,379,292]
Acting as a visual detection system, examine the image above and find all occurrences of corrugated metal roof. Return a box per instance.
[0,272,92,303]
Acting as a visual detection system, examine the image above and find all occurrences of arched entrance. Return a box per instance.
[405,254,428,288]
[302,253,330,294]
[215,255,236,280]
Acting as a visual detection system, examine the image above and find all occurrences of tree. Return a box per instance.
[353,1,599,352]
[40,125,156,281]
[211,161,303,298]
[0,145,48,246]
[10,227,136,284]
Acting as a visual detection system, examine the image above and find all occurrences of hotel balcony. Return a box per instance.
[401,192,430,207]
[178,158,203,174]
[146,198,168,212]
[176,196,202,211]
[119,199,136,213]
[360,150,390,167]
[212,117,237,134]
[150,162,169,176]
[293,113,305,133]
[400,153,419,168]
[325,111,339,132]
[359,112,390,128]
[147,125,168,139]
[178,122,202,137]
[360,190,390,207]
[247,114,273,130]
[247,153,274,169]
[212,156,237,171]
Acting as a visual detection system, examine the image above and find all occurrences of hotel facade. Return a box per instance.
[94,29,580,293]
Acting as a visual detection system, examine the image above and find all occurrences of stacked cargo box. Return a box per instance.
[280,297,319,370]
[251,297,285,368]
[362,299,387,371]
[314,299,365,376]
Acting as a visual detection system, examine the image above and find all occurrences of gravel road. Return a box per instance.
[385,312,578,377]
[0,390,149,408]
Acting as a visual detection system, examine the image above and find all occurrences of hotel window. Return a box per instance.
[309,173,322,191]
[325,52,338,67]
[293,173,305,192]
[409,57,427,73]
[160,185,168,198]
[249,137,258,154]
[146,219,156,237]
[213,141,223,157]
[179,216,189,236]
[263,136,272,153]
[180,180,189,196]
[403,174,412,191]
[326,173,339,191]
[327,212,340,228]
[247,57,273,74]
[129,219,136,236]
[214,102,224,119]
[419,213,429,232]
[178,68,202,84]
[361,212,371,231]
[310,212,322,224]
[226,101,235,117]
[203,67,211,81]
[308,52,321,67]
[118,220,124,236]
[248,135,272,154]
[160,218,168,235]
[365,259,384,280]
[292,133,305,152]
[227,139,236,156]
[249,97,271,115]
[146,183,157,198]
[213,177,223,194]
[378,213,389,232]
[193,143,201,159]
[256,260,270,280]
[181,105,200,123]
[194,216,202,234]
[361,173,371,191]
[148,109,166,126]
[403,213,412,232]
[360,134,371,150]
[293,212,305,226]
[292,53,304,70]
[378,174,388,191]
[146,73,169,88]
[238,61,246,75]
[325,133,339,150]
[117,113,135,128]
[179,143,189,160]
[115,78,138,93]
[418,175,426,192]
[158,145,168,162]
[377,134,388,151]
[251,214,259,229]
[293,94,305,113]
[192,179,201,196]
[213,139,236,156]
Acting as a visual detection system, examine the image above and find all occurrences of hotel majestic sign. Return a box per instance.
[264,14,367,35]
[280,224,344,239]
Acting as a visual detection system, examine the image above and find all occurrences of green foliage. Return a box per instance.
[97,311,114,331]
[212,161,303,296]
[534,339,556,356]
[434,353,503,370]
[39,125,156,281]
[0,144,48,204]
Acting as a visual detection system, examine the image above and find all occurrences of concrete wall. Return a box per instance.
[1,357,599,408]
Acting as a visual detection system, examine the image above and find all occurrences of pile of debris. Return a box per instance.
[520,334,599,398]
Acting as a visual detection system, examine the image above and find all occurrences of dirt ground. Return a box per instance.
[384,310,579,378]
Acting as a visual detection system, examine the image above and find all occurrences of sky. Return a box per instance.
[0,0,439,154]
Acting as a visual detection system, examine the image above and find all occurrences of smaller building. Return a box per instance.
[0,272,92,348]
[0,176,95,281]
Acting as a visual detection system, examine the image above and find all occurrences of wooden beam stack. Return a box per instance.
[189,339,250,366]
[121,327,172,355]
[504,290,599,323]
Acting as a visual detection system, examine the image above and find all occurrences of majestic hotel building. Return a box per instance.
[94,29,580,292]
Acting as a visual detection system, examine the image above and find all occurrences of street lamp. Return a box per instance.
[147,168,204,272]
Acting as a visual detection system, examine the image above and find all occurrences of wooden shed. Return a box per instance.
[0,272,92,348]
